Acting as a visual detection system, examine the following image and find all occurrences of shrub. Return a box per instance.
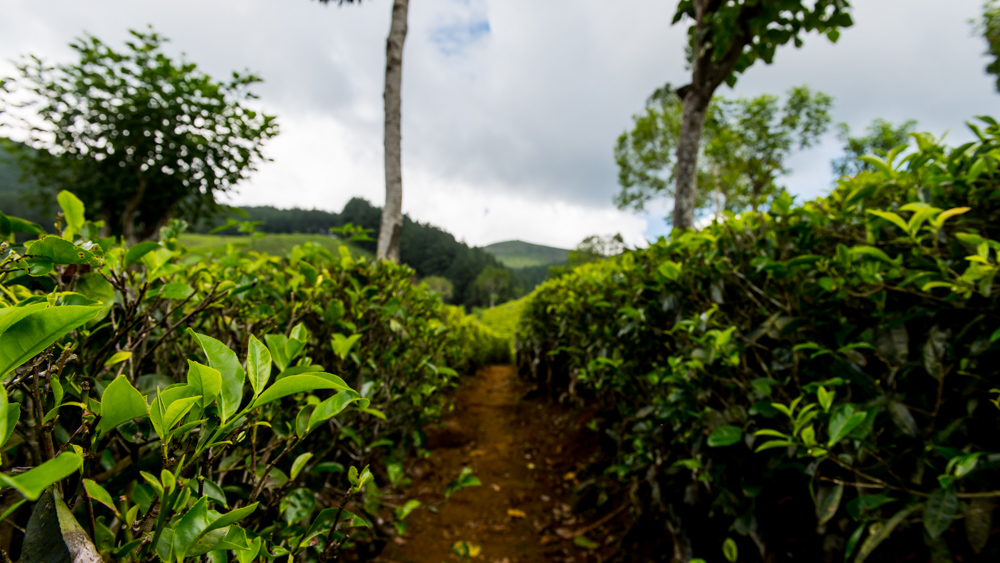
[517,118,1000,561]
[0,194,504,560]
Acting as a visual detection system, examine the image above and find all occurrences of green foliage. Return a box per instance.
[444,467,481,499]
[419,275,454,301]
[616,84,832,216]
[832,118,919,178]
[673,0,853,89]
[0,190,504,560]
[478,297,526,343]
[179,232,367,259]
[0,28,278,241]
[976,0,1000,92]
[518,117,1000,560]
[471,266,513,308]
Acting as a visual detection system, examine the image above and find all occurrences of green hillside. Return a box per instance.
[483,240,569,268]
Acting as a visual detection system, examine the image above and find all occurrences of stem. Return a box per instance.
[320,489,355,562]
[83,485,98,541]
[248,437,298,502]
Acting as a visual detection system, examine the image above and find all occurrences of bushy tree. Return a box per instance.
[832,118,917,177]
[0,28,277,243]
[976,0,1000,92]
[421,275,454,300]
[668,0,852,229]
[616,84,831,218]
[472,266,511,308]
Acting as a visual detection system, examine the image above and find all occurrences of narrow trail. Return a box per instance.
[376,365,604,563]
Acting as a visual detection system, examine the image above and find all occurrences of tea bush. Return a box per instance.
[0,196,505,561]
[517,118,1000,561]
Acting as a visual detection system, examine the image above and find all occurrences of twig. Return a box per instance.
[320,489,354,562]
[248,437,298,502]
[565,503,628,539]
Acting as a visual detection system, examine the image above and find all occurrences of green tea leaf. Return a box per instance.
[84,479,119,516]
[103,351,132,367]
[817,484,843,526]
[308,390,362,433]
[330,333,362,361]
[290,453,313,481]
[827,405,866,447]
[186,360,222,411]
[57,190,85,233]
[159,283,194,300]
[1,403,20,449]
[98,375,148,436]
[125,241,160,268]
[0,452,83,500]
[396,499,421,521]
[246,335,271,399]
[189,331,246,423]
[574,535,599,550]
[251,375,351,409]
[279,488,315,525]
[924,488,958,539]
[707,425,742,447]
[722,538,738,562]
[854,506,914,562]
[0,304,102,378]
[25,236,96,265]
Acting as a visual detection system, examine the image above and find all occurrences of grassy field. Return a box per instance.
[483,240,569,268]
[477,297,526,344]
[179,233,369,257]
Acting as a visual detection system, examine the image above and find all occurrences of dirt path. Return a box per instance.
[376,365,604,563]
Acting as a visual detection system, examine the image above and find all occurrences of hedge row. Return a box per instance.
[517,118,1000,562]
[0,198,506,561]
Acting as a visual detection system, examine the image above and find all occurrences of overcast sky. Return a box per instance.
[1,0,997,248]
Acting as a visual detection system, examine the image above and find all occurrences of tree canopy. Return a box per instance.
[977,0,1000,92]
[616,84,832,218]
[0,28,278,242]
[667,0,853,230]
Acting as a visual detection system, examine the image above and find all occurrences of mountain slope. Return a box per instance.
[483,240,570,268]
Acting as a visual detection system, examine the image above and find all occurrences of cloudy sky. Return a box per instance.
[1,0,997,248]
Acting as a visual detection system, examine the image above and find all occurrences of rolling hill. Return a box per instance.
[482,240,570,269]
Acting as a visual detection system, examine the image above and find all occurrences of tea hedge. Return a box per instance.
[517,118,1000,561]
[0,197,505,561]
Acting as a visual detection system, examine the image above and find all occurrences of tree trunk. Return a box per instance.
[377,0,409,262]
[122,176,148,246]
[672,89,711,230]
[671,0,750,232]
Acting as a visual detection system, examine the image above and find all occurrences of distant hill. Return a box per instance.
[483,240,570,268]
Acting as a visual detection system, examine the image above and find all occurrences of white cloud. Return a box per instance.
[1,0,997,250]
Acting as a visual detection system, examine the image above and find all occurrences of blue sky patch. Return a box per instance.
[430,18,490,56]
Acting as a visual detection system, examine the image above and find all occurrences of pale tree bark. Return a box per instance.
[377,0,409,262]
[672,90,710,230]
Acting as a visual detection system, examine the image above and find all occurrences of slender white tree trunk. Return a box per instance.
[377,0,409,262]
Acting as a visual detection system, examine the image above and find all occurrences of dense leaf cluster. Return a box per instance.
[0,29,277,242]
[0,194,506,560]
[518,118,1000,561]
